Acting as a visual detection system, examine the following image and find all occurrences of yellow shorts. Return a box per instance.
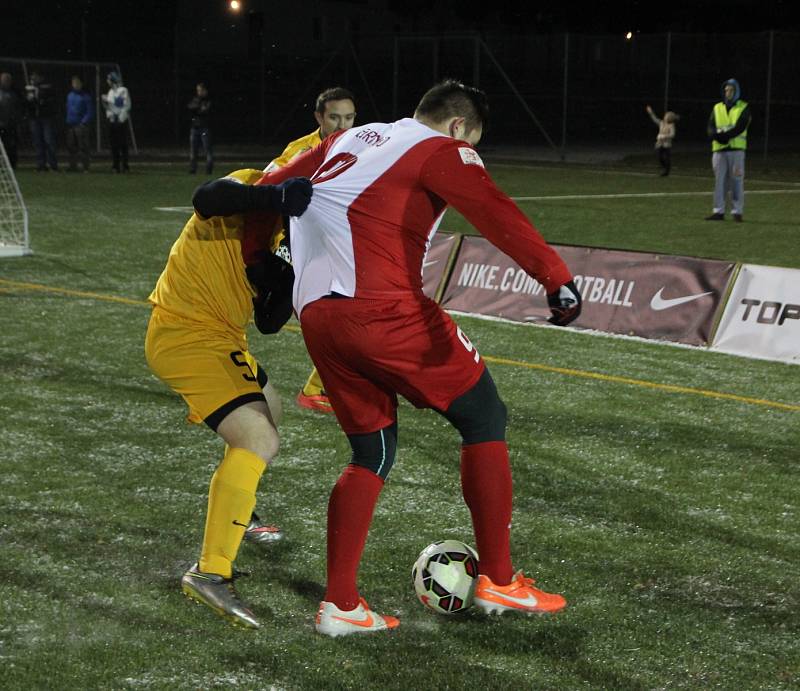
[145,306,267,429]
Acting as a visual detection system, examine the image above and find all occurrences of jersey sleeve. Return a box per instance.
[419,141,572,293]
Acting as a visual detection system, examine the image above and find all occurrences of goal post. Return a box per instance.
[0,137,31,257]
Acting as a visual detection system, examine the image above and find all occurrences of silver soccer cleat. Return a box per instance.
[181,563,261,629]
[243,512,285,544]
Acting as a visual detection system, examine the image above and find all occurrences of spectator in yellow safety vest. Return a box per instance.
[705,78,751,222]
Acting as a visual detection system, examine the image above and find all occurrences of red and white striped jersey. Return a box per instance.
[257,118,571,315]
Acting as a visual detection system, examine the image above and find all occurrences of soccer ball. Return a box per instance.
[411,539,479,615]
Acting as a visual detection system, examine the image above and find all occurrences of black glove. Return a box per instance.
[546,280,582,326]
[246,251,295,334]
[714,131,731,144]
[271,177,313,217]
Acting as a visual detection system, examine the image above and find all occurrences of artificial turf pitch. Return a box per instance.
[1,155,798,689]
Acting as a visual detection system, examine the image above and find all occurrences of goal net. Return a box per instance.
[0,137,30,257]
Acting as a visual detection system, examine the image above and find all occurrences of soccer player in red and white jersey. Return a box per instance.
[255,80,582,636]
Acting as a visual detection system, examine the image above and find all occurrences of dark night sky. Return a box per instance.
[4,0,799,62]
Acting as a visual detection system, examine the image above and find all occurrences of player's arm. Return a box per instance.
[420,143,580,325]
[192,175,312,219]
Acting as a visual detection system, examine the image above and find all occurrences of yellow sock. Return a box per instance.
[199,447,266,578]
[302,367,325,397]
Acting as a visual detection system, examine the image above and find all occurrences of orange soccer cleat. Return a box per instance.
[296,390,334,413]
[474,570,567,615]
[315,597,400,637]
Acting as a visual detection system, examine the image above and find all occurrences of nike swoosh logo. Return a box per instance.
[332,611,375,627]
[232,520,249,528]
[422,259,440,269]
[650,287,713,311]
[481,588,540,608]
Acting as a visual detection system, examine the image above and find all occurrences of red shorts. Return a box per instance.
[299,295,485,435]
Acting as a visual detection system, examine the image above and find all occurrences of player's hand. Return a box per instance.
[547,280,582,326]
[274,177,313,217]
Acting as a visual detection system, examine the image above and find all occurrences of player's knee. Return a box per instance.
[348,422,398,481]
[216,404,280,463]
[442,368,507,444]
[250,426,279,463]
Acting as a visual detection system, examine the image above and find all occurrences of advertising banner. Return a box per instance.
[711,264,800,364]
[439,237,735,345]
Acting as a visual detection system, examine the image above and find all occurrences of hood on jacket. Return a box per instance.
[721,78,741,105]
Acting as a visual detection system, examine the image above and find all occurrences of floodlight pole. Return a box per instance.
[348,42,382,120]
[270,45,344,141]
[392,36,399,119]
[663,31,671,112]
[473,35,480,87]
[479,38,562,160]
[561,32,569,157]
[763,30,774,161]
[95,64,102,153]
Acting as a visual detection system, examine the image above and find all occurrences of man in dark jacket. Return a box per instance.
[25,71,59,171]
[0,72,23,169]
[188,82,213,175]
[65,76,94,172]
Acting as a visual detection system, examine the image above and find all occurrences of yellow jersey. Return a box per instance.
[268,129,322,169]
[148,169,267,335]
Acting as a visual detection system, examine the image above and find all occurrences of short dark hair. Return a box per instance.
[415,79,489,134]
[315,87,355,114]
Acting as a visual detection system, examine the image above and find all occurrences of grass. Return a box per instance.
[0,158,798,689]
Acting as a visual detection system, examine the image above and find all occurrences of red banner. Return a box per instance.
[439,237,735,345]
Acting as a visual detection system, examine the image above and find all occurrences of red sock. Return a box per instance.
[460,441,514,585]
[324,464,384,610]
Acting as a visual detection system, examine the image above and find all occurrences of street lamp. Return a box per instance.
[229,0,242,12]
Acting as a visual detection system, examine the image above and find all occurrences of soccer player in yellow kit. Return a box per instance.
[265,87,356,414]
[145,170,312,628]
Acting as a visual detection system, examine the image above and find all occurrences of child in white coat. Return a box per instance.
[646,105,679,176]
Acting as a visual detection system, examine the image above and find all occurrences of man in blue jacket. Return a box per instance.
[66,76,94,172]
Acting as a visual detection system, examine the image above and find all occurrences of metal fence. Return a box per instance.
[3,31,797,160]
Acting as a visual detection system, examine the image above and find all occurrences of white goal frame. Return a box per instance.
[0,137,31,257]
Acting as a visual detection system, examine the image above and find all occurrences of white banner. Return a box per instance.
[711,264,800,364]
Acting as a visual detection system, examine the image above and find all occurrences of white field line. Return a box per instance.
[510,189,800,202]
[489,162,800,187]
[155,187,800,213]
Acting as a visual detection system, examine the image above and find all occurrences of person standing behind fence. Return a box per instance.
[102,72,131,173]
[645,105,678,177]
[25,71,58,172]
[706,78,751,222]
[0,72,23,169]
[65,76,94,173]
[188,82,213,175]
